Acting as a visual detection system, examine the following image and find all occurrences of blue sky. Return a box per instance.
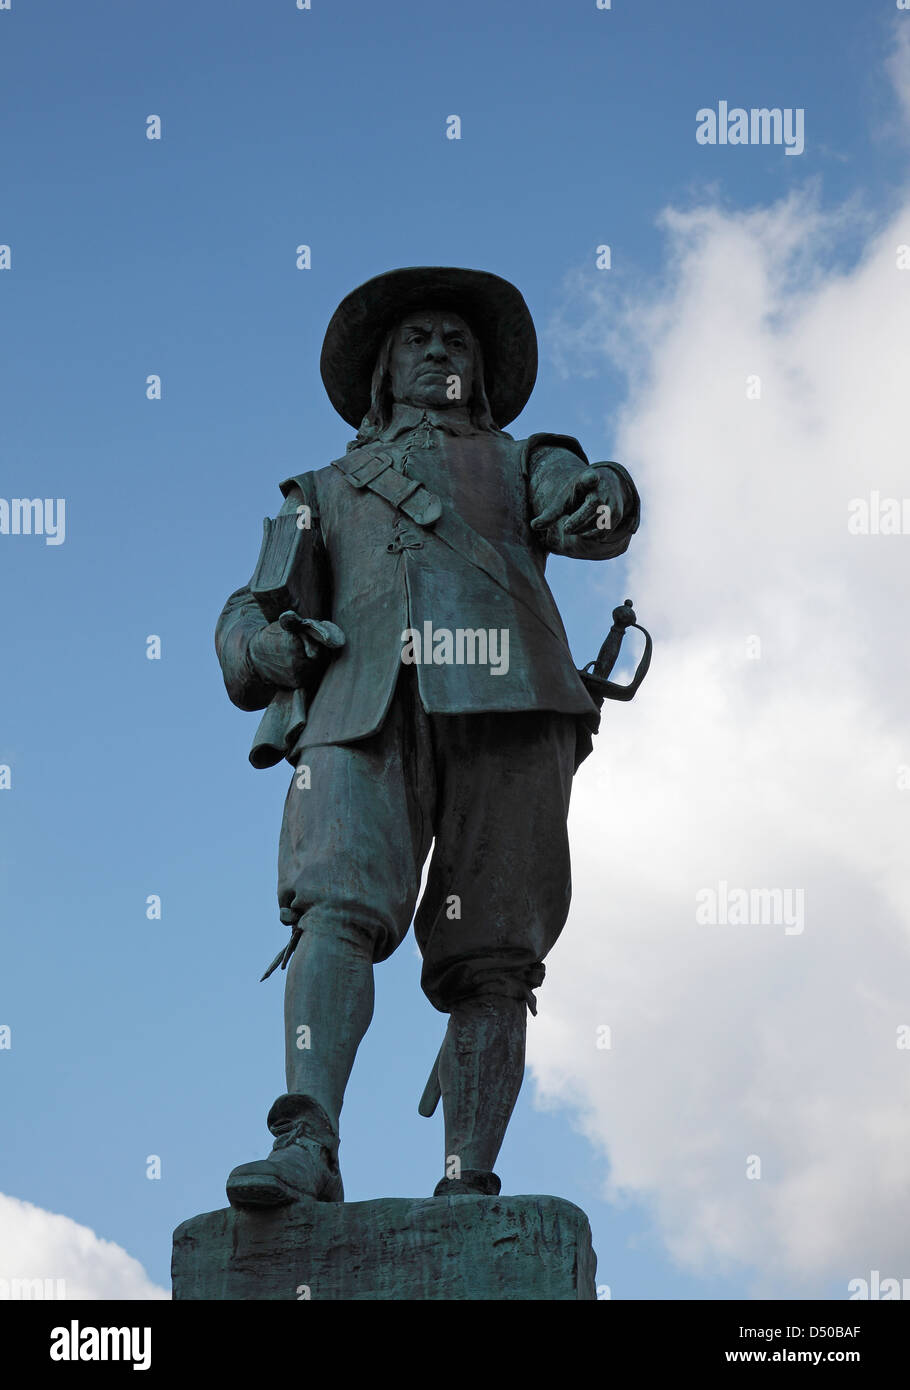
[2,0,908,1299]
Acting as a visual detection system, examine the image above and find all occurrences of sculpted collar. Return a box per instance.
[379,403,484,441]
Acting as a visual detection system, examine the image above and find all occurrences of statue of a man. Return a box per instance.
[215,267,640,1206]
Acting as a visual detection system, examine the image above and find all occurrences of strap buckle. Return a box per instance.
[347,450,394,488]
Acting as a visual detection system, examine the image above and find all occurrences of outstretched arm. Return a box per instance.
[527,439,640,560]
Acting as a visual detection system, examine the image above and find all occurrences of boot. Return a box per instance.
[433,1169,501,1197]
[226,1093,343,1208]
[433,996,527,1197]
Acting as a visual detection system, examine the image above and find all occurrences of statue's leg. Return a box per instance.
[227,674,433,1208]
[416,709,577,1196]
[225,919,375,1209]
[283,916,375,1134]
[436,996,527,1193]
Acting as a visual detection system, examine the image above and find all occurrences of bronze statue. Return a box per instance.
[214,267,647,1207]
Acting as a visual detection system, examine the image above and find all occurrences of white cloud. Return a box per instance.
[532,58,910,1294]
[0,1193,169,1300]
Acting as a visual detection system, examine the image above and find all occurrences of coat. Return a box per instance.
[215,408,640,768]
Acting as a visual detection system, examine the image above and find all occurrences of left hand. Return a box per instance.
[531,467,624,545]
[530,467,622,542]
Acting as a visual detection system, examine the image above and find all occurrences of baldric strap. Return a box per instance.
[330,450,569,648]
[333,449,443,528]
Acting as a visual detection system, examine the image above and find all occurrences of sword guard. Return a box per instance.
[580,599,652,705]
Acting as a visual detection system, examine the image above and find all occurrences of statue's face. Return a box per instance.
[387,309,475,409]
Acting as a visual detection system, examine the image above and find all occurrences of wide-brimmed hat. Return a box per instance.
[320,266,538,428]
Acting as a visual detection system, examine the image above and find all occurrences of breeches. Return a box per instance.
[276,668,577,1013]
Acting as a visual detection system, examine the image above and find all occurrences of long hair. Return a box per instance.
[348,320,501,449]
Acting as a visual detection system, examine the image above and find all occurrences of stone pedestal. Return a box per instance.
[172,1194,597,1300]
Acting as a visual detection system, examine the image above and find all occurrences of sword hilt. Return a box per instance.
[580,598,652,705]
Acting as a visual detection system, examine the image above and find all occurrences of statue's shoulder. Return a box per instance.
[280,434,388,500]
[277,465,334,506]
[513,432,590,470]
